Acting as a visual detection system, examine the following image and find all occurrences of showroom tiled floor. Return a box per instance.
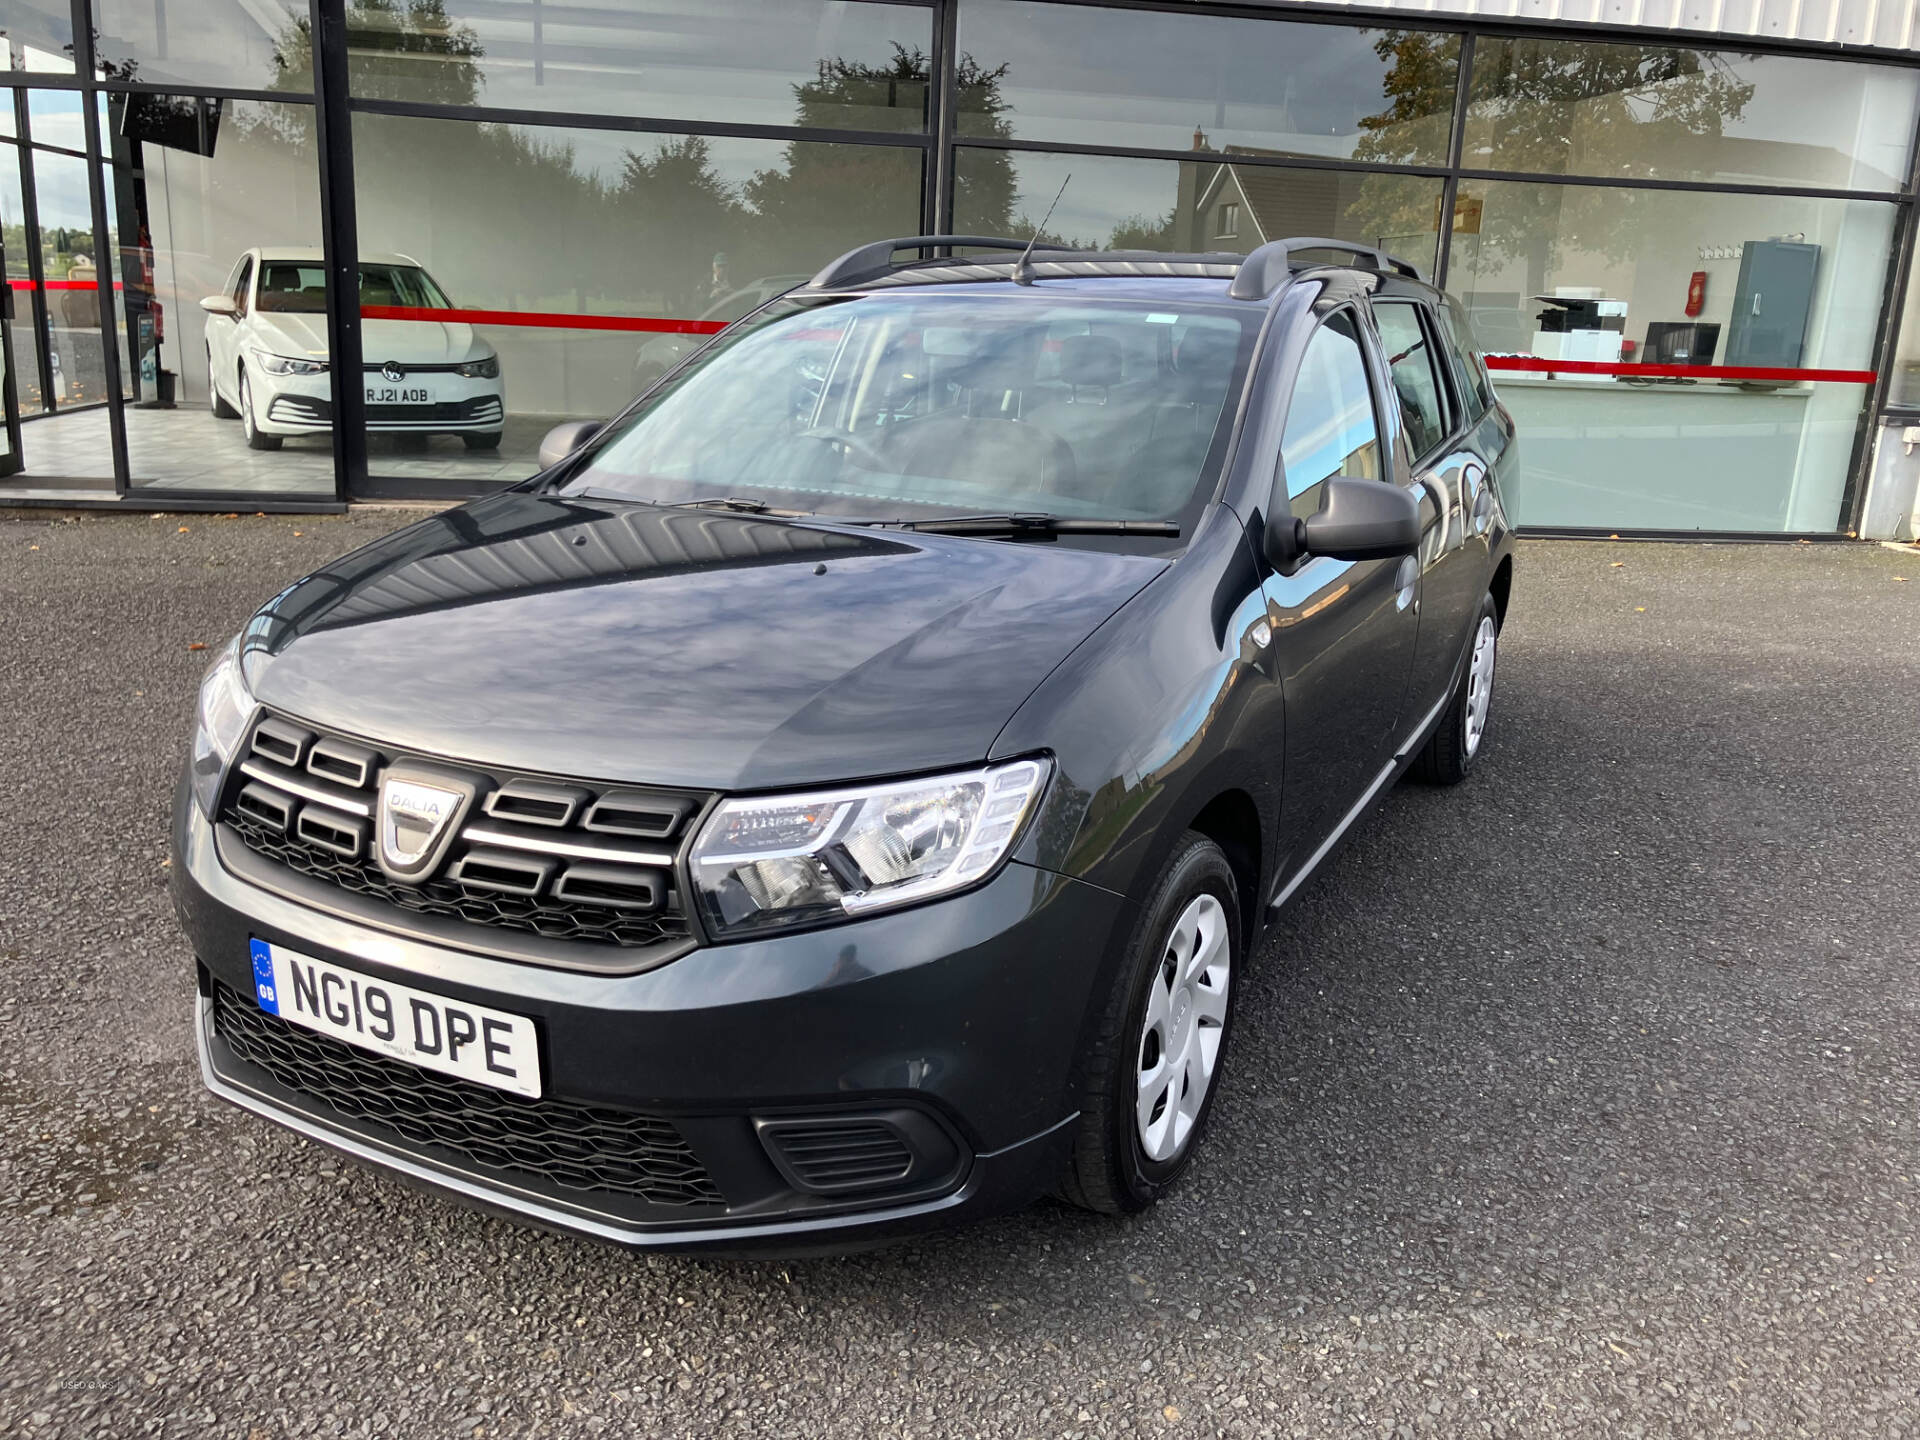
[2,405,551,496]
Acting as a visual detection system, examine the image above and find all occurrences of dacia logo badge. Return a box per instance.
[381,361,406,383]
[376,769,474,879]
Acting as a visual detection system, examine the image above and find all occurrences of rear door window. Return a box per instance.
[1372,301,1450,462]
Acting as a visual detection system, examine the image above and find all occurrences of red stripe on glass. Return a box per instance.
[6,278,124,291]
[1484,355,1875,384]
[362,303,728,335]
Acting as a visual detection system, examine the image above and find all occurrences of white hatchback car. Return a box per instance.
[201,248,505,451]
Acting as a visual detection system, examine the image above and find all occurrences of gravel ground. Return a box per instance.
[3,508,1919,1439]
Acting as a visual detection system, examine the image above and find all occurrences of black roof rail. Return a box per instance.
[1226,236,1424,301]
[807,235,1075,291]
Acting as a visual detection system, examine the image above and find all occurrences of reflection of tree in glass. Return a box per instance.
[1107,212,1178,251]
[1347,35,1756,291]
[283,0,484,106]
[950,54,1017,238]
[242,26,1017,321]
[1463,41,1754,296]
[747,47,1012,261]
[616,136,746,318]
[1343,31,1458,258]
[1467,39,1755,180]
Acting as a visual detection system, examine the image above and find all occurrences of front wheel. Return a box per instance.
[1410,593,1500,785]
[208,348,238,419]
[461,431,502,451]
[1059,831,1240,1214]
[239,371,281,452]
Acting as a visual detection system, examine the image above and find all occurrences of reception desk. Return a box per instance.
[1493,375,1857,533]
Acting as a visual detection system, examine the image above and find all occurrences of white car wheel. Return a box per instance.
[240,370,282,452]
[208,347,238,419]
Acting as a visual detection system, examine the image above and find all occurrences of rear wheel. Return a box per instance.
[1410,593,1499,785]
[208,347,238,419]
[239,370,281,452]
[1059,831,1239,1214]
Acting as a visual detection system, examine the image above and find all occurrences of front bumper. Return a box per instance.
[173,786,1125,1252]
[257,371,505,436]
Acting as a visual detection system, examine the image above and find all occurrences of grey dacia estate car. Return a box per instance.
[172,235,1516,1252]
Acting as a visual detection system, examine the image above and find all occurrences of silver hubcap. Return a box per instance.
[1136,893,1231,1163]
[1464,615,1497,757]
[241,374,253,437]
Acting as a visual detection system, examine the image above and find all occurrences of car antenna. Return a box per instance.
[1010,174,1071,286]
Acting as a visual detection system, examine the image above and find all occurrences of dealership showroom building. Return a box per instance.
[4,0,1920,535]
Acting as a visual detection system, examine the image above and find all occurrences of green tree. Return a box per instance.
[747,46,1020,272]
[1347,33,1757,291]
[277,0,484,106]
[1107,210,1178,252]
[616,135,748,316]
[951,56,1017,238]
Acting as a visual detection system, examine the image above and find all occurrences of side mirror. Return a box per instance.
[538,419,603,472]
[1265,476,1421,567]
[199,295,237,317]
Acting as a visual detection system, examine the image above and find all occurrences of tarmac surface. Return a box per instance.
[3,508,1919,1438]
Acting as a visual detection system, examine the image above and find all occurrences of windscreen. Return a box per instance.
[257,263,452,313]
[561,292,1254,523]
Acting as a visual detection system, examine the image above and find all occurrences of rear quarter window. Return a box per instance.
[1436,300,1496,418]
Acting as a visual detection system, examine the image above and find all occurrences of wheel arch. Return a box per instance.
[1184,788,1263,950]
[1489,554,1514,629]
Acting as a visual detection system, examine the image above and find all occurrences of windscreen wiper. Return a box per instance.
[851,513,1180,538]
[561,488,815,518]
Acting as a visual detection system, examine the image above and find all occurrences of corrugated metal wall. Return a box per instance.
[1276,0,1920,54]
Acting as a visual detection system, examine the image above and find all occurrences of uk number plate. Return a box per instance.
[249,939,541,1098]
[366,386,430,403]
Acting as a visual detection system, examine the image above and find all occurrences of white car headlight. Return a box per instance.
[190,636,255,819]
[253,351,329,376]
[690,758,1049,939]
[457,355,500,379]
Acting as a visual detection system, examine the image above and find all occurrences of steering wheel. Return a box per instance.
[796,427,891,473]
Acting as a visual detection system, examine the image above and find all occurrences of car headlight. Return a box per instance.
[253,351,329,376]
[190,636,255,819]
[458,356,500,379]
[689,758,1049,939]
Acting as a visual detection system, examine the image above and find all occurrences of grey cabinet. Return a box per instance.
[1725,240,1820,370]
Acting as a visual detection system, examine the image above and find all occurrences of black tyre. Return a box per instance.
[462,431,503,451]
[1059,831,1240,1214]
[239,371,282,452]
[1410,592,1500,786]
[208,348,238,419]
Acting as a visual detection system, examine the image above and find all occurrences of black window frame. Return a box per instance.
[1369,296,1454,465]
[1275,303,1391,524]
[1433,298,1493,421]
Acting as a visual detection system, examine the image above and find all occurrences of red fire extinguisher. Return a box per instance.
[1686,271,1707,318]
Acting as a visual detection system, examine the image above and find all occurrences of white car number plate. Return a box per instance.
[249,939,541,1098]
[366,385,430,403]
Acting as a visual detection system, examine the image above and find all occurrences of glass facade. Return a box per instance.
[955,148,1447,274]
[0,0,1915,532]
[1450,179,1897,530]
[351,113,923,481]
[956,2,1459,165]
[345,0,931,130]
[1464,37,1918,192]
